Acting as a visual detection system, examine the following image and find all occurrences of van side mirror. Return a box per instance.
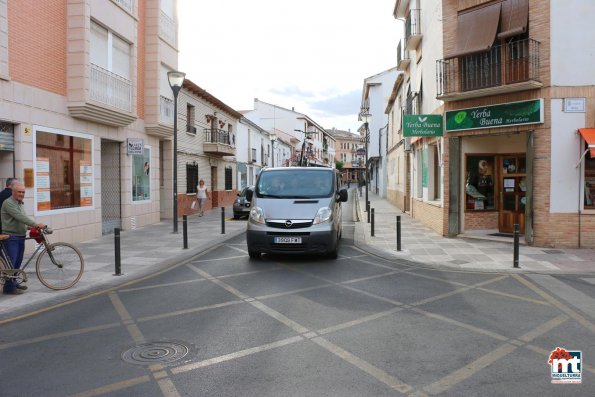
[338,188,348,202]
[246,188,254,201]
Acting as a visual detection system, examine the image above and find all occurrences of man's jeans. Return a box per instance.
[3,235,25,293]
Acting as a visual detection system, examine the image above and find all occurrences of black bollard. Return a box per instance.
[513,223,520,268]
[367,201,371,223]
[114,228,122,276]
[371,208,375,237]
[183,215,188,249]
[221,207,225,234]
[397,216,402,251]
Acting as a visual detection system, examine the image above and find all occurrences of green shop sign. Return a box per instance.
[445,99,543,132]
[403,115,443,137]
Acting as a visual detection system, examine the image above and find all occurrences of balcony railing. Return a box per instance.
[397,40,410,71]
[437,39,541,99]
[159,95,174,124]
[159,11,177,47]
[203,128,234,147]
[405,9,421,49]
[112,0,132,13]
[90,63,132,112]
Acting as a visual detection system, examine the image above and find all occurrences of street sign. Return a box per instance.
[403,115,443,137]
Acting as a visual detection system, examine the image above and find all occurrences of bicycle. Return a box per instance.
[0,227,84,290]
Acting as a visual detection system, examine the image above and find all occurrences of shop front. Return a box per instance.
[446,99,543,240]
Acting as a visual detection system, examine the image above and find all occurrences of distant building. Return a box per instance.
[327,128,365,184]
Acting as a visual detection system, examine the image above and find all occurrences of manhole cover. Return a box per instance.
[543,249,564,254]
[122,341,191,366]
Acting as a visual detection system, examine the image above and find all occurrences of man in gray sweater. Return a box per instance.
[1,182,45,294]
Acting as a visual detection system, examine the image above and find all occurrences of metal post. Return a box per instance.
[371,208,375,237]
[114,228,122,276]
[397,216,402,251]
[221,207,225,234]
[183,215,188,249]
[365,127,369,214]
[513,223,520,268]
[367,202,371,223]
[173,94,179,234]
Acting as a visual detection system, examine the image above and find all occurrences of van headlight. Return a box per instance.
[313,207,332,225]
[250,206,265,224]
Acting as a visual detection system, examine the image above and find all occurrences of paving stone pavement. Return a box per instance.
[2,189,594,320]
[353,188,595,274]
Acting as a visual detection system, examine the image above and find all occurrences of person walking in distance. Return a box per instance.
[1,182,46,294]
[196,179,210,217]
[0,178,17,233]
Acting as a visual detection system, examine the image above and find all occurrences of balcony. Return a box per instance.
[405,9,421,50]
[437,39,542,102]
[397,40,410,71]
[68,64,136,127]
[159,96,174,124]
[159,11,177,48]
[203,128,236,157]
[112,0,132,13]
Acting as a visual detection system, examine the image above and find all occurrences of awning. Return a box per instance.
[579,128,595,158]
[498,0,529,39]
[446,2,502,59]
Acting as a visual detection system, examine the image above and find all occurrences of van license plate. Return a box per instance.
[274,237,302,244]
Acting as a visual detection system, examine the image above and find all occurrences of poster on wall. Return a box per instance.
[36,157,51,211]
[80,160,93,207]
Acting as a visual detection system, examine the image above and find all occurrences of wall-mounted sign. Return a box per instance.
[356,148,366,156]
[403,115,443,137]
[445,99,544,132]
[127,138,144,155]
[563,98,586,113]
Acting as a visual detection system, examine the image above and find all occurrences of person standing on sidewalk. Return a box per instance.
[1,182,46,295]
[0,178,17,233]
[196,179,210,217]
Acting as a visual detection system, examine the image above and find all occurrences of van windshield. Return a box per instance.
[256,170,334,199]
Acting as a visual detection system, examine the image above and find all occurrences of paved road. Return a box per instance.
[1,198,594,396]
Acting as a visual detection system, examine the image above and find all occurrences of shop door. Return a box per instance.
[499,155,526,234]
[101,140,121,235]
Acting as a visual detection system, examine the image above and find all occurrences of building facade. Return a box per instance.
[0,0,180,243]
[328,128,365,185]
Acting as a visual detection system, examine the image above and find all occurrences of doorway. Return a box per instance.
[499,154,526,234]
[101,140,121,235]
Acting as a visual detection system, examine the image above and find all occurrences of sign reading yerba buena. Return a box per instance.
[445,99,543,132]
[403,115,443,137]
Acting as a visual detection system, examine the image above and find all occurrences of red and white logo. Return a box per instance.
[549,347,582,384]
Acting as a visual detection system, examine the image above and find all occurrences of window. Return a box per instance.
[186,104,196,134]
[35,128,93,212]
[225,167,233,190]
[465,155,495,211]
[186,162,198,194]
[90,21,131,79]
[433,145,441,200]
[251,148,257,162]
[584,149,595,209]
[132,147,151,202]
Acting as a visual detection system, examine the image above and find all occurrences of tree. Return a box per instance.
[335,160,344,171]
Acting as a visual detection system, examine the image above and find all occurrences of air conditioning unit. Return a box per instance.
[403,137,413,152]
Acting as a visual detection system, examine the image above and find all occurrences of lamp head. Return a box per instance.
[167,70,186,96]
[360,112,372,124]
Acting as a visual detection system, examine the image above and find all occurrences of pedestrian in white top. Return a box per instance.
[196,179,210,216]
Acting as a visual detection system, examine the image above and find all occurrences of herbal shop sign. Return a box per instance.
[445,99,544,132]
[403,115,443,137]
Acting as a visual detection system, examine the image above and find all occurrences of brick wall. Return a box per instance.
[411,199,444,235]
[464,211,498,230]
[212,190,237,208]
[8,0,66,95]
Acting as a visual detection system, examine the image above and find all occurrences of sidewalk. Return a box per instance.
[0,206,246,320]
[353,189,595,274]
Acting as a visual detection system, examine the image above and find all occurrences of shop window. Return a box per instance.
[585,151,595,209]
[132,147,151,202]
[186,162,198,194]
[433,145,441,200]
[225,167,233,190]
[35,129,93,212]
[465,155,495,211]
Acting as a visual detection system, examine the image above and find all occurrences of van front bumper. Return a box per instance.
[246,222,337,255]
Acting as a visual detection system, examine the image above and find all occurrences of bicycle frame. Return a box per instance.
[0,232,50,276]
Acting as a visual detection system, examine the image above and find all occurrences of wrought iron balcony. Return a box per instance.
[437,38,542,101]
[203,128,236,156]
[405,9,421,50]
[397,40,410,71]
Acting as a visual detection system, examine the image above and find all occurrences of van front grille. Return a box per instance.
[266,220,312,229]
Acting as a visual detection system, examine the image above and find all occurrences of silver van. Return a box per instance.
[245,167,348,259]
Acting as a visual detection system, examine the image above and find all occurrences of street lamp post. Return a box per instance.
[167,70,186,234]
[359,109,372,212]
[270,133,277,167]
[294,129,310,166]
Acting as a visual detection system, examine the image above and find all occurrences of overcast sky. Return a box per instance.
[178,1,400,134]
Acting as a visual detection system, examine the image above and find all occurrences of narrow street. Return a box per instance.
[1,196,593,396]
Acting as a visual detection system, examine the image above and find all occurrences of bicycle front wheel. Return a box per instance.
[36,243,84,290]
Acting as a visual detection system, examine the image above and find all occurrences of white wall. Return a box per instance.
[550,99,584,212]
[551,1,595,86]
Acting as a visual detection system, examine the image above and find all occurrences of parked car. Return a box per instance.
[245,167,348,259]
[233,186,253,219]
